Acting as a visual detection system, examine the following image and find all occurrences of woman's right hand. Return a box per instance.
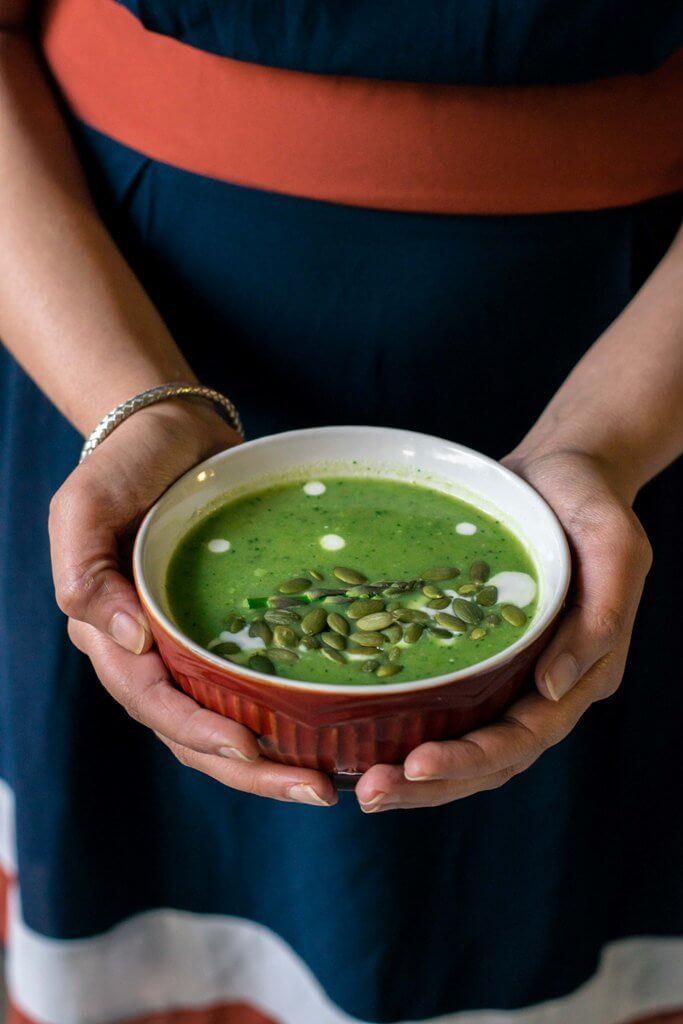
[49,399,337,807]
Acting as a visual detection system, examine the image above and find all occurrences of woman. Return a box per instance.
[0,0,682,1020]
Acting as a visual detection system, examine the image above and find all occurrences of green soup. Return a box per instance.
[166,477,538,685]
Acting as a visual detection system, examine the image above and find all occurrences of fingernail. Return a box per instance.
[110,612,147,654]
[545,652,580,701]
[287,784,332,807]
[218,746,257,762]
[404,769,433,782]
[359,792,387,813]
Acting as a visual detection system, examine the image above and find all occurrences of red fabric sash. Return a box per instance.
[38,0,683,213]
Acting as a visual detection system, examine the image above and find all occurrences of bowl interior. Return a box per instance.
[134,426,570,694]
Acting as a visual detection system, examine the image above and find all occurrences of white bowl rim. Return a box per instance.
[133,425,571,697]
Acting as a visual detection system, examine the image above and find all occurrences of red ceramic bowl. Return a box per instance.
[133,427,570,784]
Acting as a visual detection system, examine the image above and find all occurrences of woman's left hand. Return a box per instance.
[355,448,653,813]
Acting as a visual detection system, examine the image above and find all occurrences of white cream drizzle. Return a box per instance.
[208,626,264,652]
[303,481,326,496]
[207,538,231,553]
[319,534,345,551]
[487,571,536,608]
[455,522,477,535]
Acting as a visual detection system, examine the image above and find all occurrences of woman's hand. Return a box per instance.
[355,448,652,813]
[50,400,337,807]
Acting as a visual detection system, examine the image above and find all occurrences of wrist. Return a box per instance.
[128,397,241,459]
[507,426,643,506]
[90,394,241,476]
[74,360,202,437]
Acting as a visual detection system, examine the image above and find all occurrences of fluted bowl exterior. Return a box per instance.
[147,612,553,774]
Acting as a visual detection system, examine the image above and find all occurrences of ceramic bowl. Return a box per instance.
[133,426,570,784]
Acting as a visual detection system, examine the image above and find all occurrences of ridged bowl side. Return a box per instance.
[152,620,552,774]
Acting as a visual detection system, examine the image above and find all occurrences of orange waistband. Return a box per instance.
[41,0,683,215]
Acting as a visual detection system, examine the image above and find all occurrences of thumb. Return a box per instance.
[49,478,152,654]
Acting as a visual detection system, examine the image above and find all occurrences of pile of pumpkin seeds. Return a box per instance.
[213,561,529,680]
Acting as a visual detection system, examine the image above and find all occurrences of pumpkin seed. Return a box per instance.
[376,663,402,678]
[322,648,346,664]
[321,630,346,651]
[306,587,347,600]
[388,646,402,662]
[429,626,453,638]
[422,584,445,599]
[227,615,245,633]
[301,607,327,635]
[326,613,350,636]
[501,604,527,627]
[300,635,321,650]
[484,612,501,626]
[457,583,479,595]
[279,577,311,594]
[308,569,324,581]
[384,624,402,644]
[349,631,385,648]
[393,607,429,623]
[347,598,385,619]
[361,659,379,674]
[264,608,301,627]
[267,647,299,664]
[435,612,468,632]
[452,598,484,624]
[404,622,424,644]
[249,620,273,645]
[470,627,487,641]
[272,625,298,648]
[476,585,498,607]
[344,585,372,598]
[427,597,450,610]
[333,566,367,585]
[249,653,275,674]
[356,611,394,631]
[268,595,304,608]
[469,560,490,584]
[423,566,460,581]
[213,641,240,657]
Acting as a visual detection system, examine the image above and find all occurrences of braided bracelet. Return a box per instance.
[79,383,244,464]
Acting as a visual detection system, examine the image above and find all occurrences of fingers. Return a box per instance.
[402,688,568,785]
[381,644,628,807]
[49,476,151,654]
[155,735,338,806]
[69,621,336,805]
[403,696,548,784]
[535,506,651,703]
[356,763,527,812]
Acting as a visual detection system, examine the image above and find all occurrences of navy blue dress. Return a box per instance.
[1,2,682,1021]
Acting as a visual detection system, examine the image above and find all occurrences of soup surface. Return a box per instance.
[166,477,538,684]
